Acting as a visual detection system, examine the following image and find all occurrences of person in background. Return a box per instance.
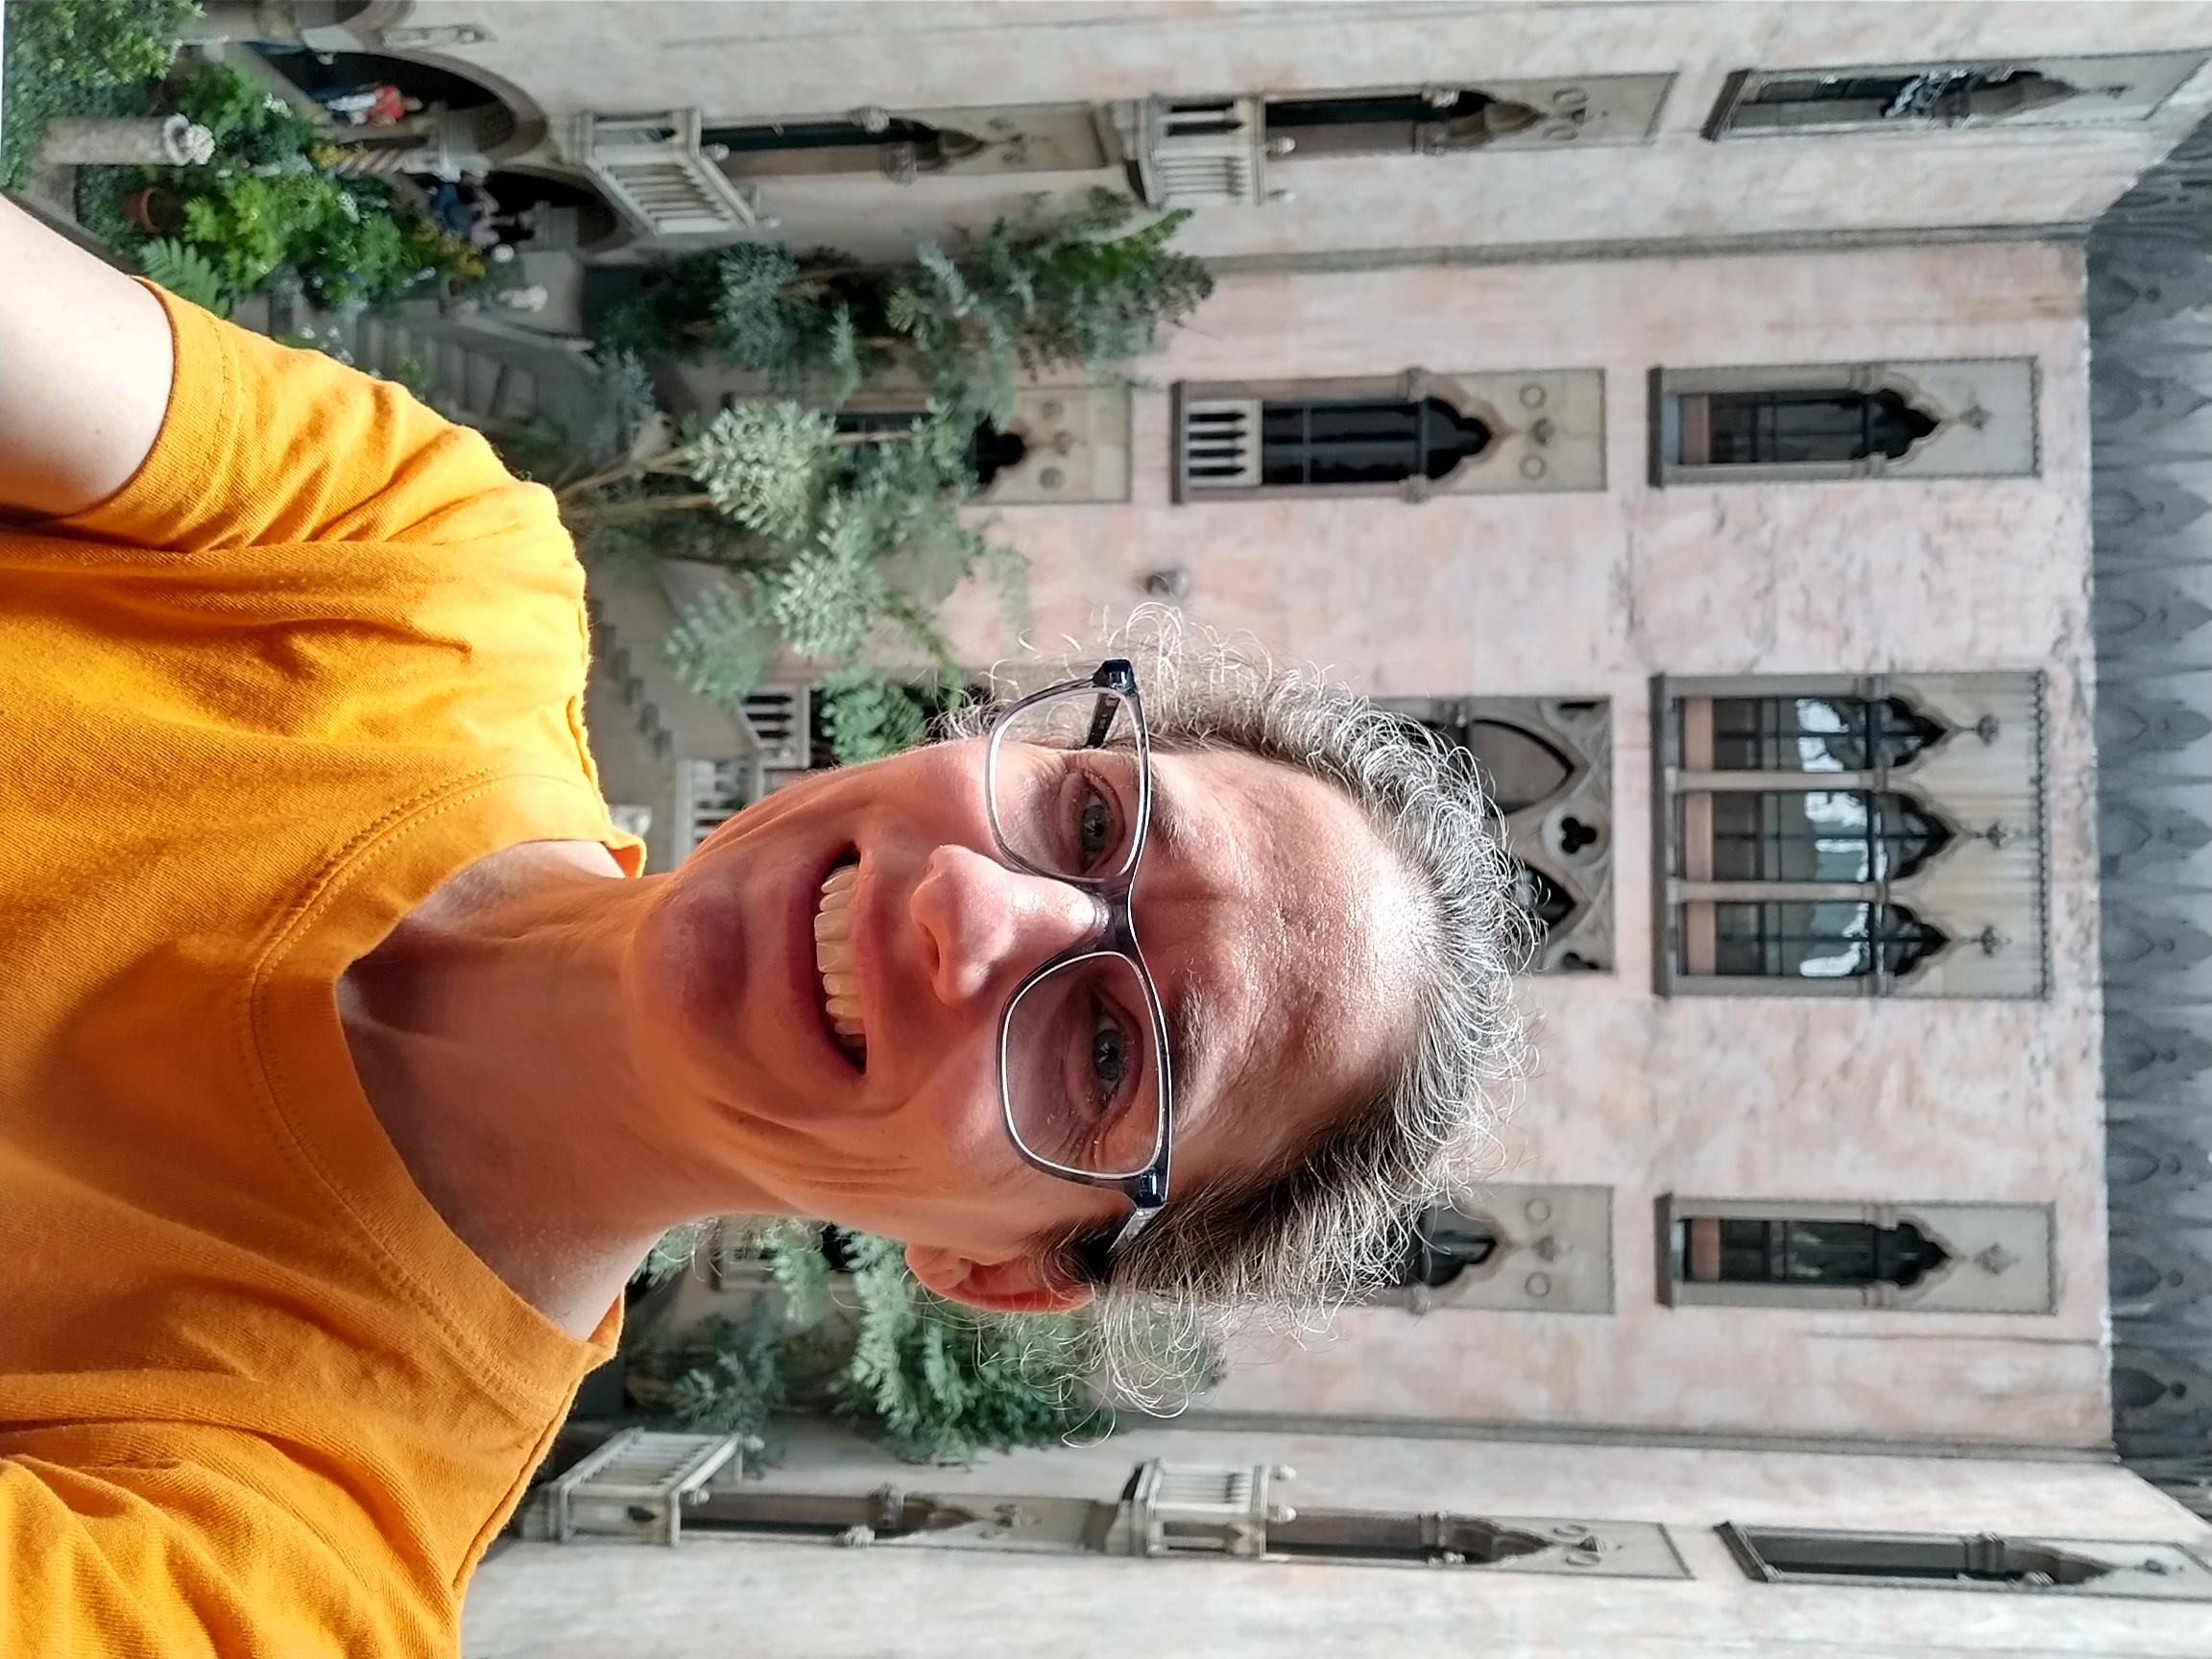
[315,82,422,127]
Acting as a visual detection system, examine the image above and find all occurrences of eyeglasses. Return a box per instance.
[982,659,1172,1264]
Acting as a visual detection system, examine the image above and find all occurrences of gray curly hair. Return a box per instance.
[943,617,1531,1394]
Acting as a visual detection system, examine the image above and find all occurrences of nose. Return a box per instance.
[910,844,1106,1007]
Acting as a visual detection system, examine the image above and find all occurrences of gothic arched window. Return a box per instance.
[1680,1215,1951,1290]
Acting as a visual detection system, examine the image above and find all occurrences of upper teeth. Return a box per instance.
[814,865,866,1054]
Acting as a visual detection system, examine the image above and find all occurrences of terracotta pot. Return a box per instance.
[122,187,180,236]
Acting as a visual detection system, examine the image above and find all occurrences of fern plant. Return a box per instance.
[836,1231,1097,1463]
[135,236,228,316]
[632,1223,1105,1465]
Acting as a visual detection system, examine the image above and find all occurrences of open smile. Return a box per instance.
[812,851,867,1071]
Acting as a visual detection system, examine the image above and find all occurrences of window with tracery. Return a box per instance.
[1654,674,2047,998]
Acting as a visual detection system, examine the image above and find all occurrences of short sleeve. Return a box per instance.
[44,282,565,560]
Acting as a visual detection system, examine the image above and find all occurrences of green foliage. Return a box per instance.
[836,1232,1096,1463]
[760,1220,837,1329]
[585,187,1212,418]
[633,1223,707,1288]
[135,235,227,314]
[819,668,937,766]
[583,347,664,469]
[660,582,777,711]
[1,0,197,188]
[36,60,478,312]
[633,1224,1103,1465]
[174,168,317,295]
[562,395,1010,715]
[657,1302,788,1440]
[70,158,150,250]
[685,401,839,540]
[555,192,1199,758]
[6,0,198,88]
[172,60,324,167]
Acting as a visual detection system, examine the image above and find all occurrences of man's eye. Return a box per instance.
[1088,998,1131,1112]
[1070,777,1120,872]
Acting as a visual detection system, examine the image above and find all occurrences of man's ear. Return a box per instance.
[903,1243,1093,1314]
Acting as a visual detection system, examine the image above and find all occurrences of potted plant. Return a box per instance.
[120,183,182,234]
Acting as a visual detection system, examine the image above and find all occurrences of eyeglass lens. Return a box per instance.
[989,688,1162,1179]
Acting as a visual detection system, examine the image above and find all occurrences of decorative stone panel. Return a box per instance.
[1174,368,1605,501]
[1265,73,1674,157]
[1655,1196,2056,1313]
[980,387,1132,506]
[1400,1183,1615,1316]
[1650,360,2039,486]
[1375,695,1613,973]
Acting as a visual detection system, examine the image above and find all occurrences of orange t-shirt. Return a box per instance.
[0,287,646,1655]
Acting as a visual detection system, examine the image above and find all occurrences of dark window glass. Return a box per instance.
[1398,1208,1501,1288]
[701,117,944,153]
[1705,695,1945,773]
[1695,388,1937,467]
[831,409,1026,490]
[1697,901,1944,980]
[1263,90,1547,156]
[1706,790,1951,883]
[1681,1217,1950,1289]
[1268,90,1503,128]
[1739,67,2075,126]
[1744,1530,2113,1588]
[1259,397,1492,488]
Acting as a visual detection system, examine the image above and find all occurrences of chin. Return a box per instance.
[639,807,872,1117]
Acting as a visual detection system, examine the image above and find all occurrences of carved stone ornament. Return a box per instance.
[1375,696,1614,972]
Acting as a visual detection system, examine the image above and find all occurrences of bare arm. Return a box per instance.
[0,197,175,520]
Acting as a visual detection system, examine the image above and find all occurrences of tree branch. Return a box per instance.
[554,450,695,502]
[565,491,718,524]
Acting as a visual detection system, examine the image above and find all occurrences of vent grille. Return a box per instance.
[1181,397,1263,489]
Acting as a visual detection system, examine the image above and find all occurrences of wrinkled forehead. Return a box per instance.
[1138,748,1430,1168]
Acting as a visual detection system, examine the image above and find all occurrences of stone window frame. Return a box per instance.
[1647,361,2040,487]
[1172,368,1606,503]
[1649,671,2050,1001]
[1375,694,1613,973]
[1260,73,1675,157]
[1391,1183,1616,1317]
[1716,1523,2212,1600]
[1703,51,2212,142]
[1654,1196,2057,1314]
[707,103,1116,183]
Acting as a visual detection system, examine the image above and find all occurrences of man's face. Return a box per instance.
[628,732,1425,1308]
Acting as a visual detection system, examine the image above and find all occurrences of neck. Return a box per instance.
[338,843,785,1337]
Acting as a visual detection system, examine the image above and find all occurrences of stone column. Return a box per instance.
[39,115,215,167]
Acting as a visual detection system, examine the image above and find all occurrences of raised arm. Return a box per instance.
[0,197,176,521]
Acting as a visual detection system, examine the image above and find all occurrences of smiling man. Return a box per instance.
[0,195,1525,1655]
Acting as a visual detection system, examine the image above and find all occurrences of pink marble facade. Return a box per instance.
[426,1,2212,260]
[934,241,2111,1447]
